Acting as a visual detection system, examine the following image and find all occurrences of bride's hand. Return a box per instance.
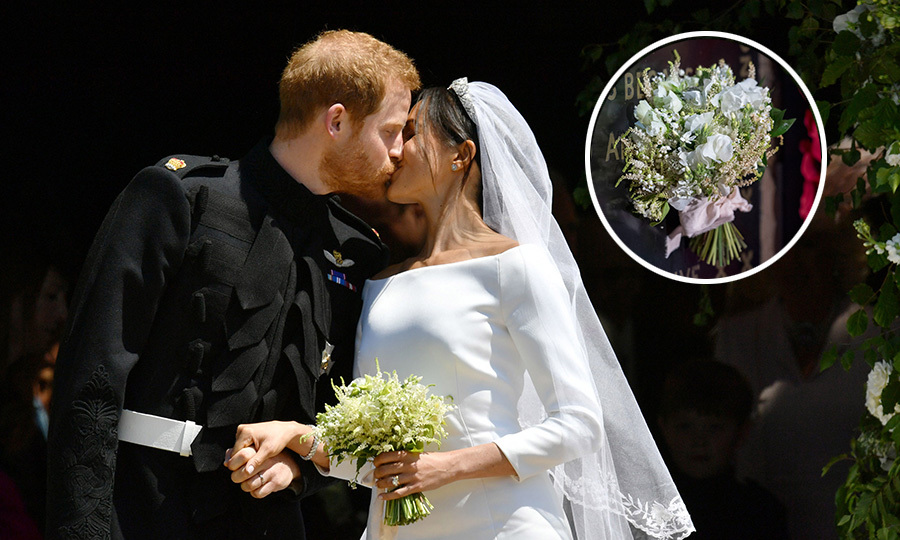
[232,450,300,498]
[372,450,456,500]
[225,421,309,478]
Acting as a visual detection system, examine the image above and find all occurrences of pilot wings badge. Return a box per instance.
[324,250,354,268]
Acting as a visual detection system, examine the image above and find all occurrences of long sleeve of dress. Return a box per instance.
[493,245,603,482]
[47,167,192,538]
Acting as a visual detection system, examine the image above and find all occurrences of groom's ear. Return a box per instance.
[324,103,349,140]
[453,140,477,168]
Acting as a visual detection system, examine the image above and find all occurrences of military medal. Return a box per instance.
[165,158,186,171]
[326,269,357,292]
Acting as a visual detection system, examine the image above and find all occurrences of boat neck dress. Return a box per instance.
[324,244,603,539]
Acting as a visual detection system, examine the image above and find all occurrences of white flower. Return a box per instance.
[682,90,703,107]
[654,86,683,114]
[866,360,900,427]
[684,111,714,133]
[886,141,900,167]
[694,134,734,166]
[719,79,767,115]
[886,233,900,264]
[634,100,666,137]
[833,4,869,34]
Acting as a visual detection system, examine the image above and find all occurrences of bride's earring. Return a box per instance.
[451,163,458,171]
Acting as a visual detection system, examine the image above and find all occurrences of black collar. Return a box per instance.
[240,139,334,225]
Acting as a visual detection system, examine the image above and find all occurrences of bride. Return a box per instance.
[225,79,693,540]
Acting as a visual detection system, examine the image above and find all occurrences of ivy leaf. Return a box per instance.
[799,16,820,37]
[855,119,889,151]
[821,56,855,88]
[850,284,876,305]
[886,412,900,432]
[816,100,831,125]
[821,345,839,372]
[877,166,900,194]
[822,452,849,475]
[868,250,890,273]
[786,1,804,19]
[859,11,879,38]
[875,57,900,85]
[769,116,796,139]
[848,308,870,336]
[866,346,879,366]
[825,193,844,216]
[843,147,862,166]
[852,492,875,531]
[839,84,878,134]
[883,378,900,412]
[833,31,862,56]
[841,350,855,371]
[875,279,900,328]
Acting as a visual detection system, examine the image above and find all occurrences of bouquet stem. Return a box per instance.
[384,492,435,526]
[689,222,747,267]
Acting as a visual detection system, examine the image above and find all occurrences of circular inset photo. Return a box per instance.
[585,31,826,284]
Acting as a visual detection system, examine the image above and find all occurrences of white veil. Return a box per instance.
[451,78,694,540]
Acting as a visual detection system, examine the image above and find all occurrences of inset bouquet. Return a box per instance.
[617,51,794,267]
[308,362,453,526]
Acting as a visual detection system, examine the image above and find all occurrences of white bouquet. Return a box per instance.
[307,361,453,526]
[617,51,794,266]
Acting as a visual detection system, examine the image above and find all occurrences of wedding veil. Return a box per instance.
[451,78,694,540]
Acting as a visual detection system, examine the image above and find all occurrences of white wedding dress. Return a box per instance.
[321,244,605,539]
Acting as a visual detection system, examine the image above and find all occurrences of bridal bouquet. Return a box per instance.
[616,51,794,267]
[308,362,453,526]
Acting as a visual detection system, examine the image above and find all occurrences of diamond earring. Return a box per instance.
[451,163,458,171]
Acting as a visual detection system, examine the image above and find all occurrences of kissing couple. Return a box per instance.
[48,30,693,540]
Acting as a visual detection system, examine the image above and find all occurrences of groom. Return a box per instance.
[47,30,419,539]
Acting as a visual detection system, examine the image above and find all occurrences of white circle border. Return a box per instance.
[584,30,828,285]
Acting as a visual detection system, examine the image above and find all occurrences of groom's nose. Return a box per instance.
[389,133,403,162]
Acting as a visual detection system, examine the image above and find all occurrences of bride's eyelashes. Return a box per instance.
[402,121,415,142]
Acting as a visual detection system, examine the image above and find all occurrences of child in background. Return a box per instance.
[657,360,789,540]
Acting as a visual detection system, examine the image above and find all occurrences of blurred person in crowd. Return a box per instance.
[0,346,57,537]
[658,359,788,539]
[714,202,872,539]
[2,256,68,369]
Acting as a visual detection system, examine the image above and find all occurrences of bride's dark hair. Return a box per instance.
[414,87,483,211]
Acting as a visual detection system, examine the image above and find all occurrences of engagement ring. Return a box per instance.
[391,475,400,488]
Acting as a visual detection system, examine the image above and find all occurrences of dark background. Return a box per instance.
[3,1,659,275]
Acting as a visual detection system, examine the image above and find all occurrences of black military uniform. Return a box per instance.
[47,140,388,539]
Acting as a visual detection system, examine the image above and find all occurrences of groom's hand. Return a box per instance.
[226,448,301,498]
[226,421,295,478]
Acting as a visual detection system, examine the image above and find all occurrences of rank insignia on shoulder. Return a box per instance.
[326,270,357,292]
[165,158,186,171]
[324,249,355,268]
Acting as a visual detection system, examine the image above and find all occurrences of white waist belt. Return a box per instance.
[117,409,203,457]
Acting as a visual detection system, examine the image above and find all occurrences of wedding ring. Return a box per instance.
[258,472,265,484]
[391,475,400,488]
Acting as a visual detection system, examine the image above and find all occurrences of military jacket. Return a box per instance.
[47,141,388,539]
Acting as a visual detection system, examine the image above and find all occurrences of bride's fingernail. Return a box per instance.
[224,449,232,463]
[246,464,254,475]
